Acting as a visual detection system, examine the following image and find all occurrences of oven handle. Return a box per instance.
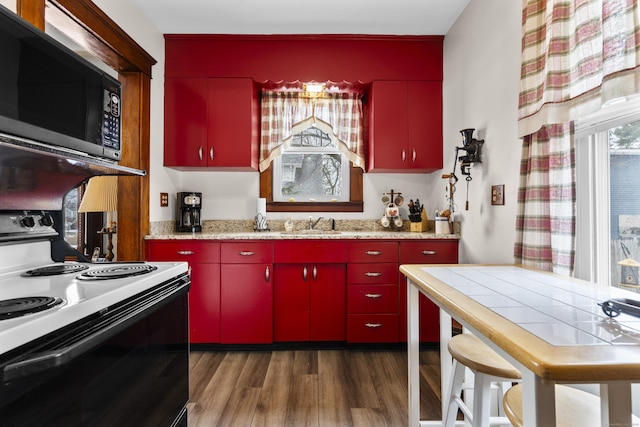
[2,275,190,382]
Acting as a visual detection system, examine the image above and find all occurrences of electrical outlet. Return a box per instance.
[160,192,169,207]
[491,185,504,205]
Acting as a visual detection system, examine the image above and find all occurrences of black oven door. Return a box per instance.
[0,274,190,427]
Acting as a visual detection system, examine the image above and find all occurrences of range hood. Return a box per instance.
[0,133,145,212]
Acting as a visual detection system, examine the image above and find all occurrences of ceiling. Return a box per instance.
[132,0,470,35]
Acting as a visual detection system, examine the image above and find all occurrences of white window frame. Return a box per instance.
[272,123,350,203]
[574,97,640,285]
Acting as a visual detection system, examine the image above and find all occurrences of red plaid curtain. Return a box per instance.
[515,0,640,274]
[259,92,365,172]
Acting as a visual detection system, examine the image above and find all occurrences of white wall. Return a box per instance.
[433,0,523,263]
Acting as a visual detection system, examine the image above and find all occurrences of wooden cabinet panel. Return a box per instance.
[274,240,347,264]
[347,241,398,263]
[220,264,272,344]
[347,314,399,343]
[347,263,399,285]
[188,263,220,343]
[221,241,273,263]
[347,284,398,314]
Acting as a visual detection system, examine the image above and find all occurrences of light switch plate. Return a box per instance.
[491,185,504,205]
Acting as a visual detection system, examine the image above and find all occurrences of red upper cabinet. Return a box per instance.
[164,77,259,170]
[368,80,443,173]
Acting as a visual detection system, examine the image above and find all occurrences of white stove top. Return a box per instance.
[0,241,188,355]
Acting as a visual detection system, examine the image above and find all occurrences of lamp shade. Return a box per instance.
[78,176,118,213]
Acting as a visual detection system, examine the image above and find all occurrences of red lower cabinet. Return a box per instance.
[399,240,459,342]
[189,263,221,343]
[274,263,346,342]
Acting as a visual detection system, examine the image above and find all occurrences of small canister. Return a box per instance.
[435,217,450,235]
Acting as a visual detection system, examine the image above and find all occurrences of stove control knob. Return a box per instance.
[21,216,36,228]
[39,213,54,227]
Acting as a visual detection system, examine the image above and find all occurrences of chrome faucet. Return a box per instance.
[309,216,324,230]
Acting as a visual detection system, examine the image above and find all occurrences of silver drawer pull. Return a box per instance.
[176,250,194,255]
[265,265,270,282]
[422,250,438,256]
[365,293,382,299]
[365,323,382,328]
[239,251,255,256]
[365,250,382,256]
[365,272,382,277]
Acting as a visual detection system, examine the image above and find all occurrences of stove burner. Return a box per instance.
[76,264,158,281]
[0,296,64,320]
[22,264,89,277]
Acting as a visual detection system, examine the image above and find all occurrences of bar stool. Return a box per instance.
[443,333,521,427]
[503,383,640,427]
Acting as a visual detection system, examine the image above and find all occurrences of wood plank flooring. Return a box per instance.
[188,348,442,426]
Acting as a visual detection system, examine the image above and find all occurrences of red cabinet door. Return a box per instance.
[274,264,310,341]
[408,81,442,171]
[164,78,208,167]
[189,263,220,344]
[347,241,398,263]
[369,81,408,171]
[220,264,272,344]
[310,264,346,341]
[207,78,258,169]
[274,263,346,342]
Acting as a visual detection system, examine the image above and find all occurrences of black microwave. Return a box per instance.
[0,5,121,161]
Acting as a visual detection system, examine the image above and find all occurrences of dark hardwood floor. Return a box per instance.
[188,347,442,426]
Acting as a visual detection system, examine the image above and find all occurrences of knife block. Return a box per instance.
[410,210,428,232]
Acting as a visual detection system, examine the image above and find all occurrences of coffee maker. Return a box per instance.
[176,192,202,232]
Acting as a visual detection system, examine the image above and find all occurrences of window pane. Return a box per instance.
[280,153,343,199]
[610,120,640,290]
[63,188,79,249]
[291,127,334,148]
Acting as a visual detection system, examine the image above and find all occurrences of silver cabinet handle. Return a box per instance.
[177,250,194,255]
[365,323,382,328]
[303,265,307,281]
[265,265,270,282]
[198,146,203,161]
[313,265,317,281]
[209,146,214,160]
[365,272,382,277]
[422,250,438,256]
[365,250,382,256]
[401,149,406,163]
[412,148,416,162]
[238,251,255,256]
[365,293,382,299]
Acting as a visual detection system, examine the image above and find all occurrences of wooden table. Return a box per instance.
[400,264,640,427]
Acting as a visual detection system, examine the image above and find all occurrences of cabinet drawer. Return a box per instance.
[347,314,399,343]
[347,241,398,263]
[221,242,273,263]
[399,240,458,264]
[274,240,347,263]
[347,263,398,285]
[348,284,398,313]
[146,241,220,263]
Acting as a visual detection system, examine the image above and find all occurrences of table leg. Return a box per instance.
[601,383,633,427]
[521,371,555,426]
[407,282,421,427]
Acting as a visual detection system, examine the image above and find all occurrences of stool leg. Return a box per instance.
[473,372,492,427]
[443,359,467,427]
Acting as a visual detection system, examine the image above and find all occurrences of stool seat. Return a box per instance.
[503,383,640,427]
[444,334,521,427]
[448,334,521,380]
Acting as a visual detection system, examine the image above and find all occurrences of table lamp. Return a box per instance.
[78,176,118,261]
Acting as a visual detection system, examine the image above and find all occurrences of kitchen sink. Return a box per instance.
[280,230,342,235]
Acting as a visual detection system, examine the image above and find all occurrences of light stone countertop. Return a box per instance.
[146,219,460,240]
